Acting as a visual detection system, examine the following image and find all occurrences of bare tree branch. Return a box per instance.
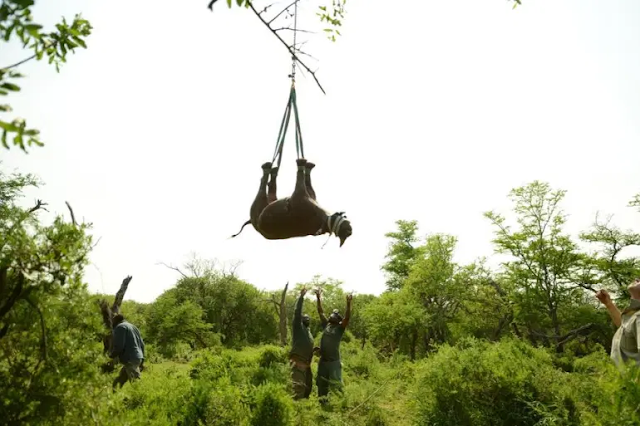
[273,27,316,35]
[557,323,595,348]
[65,201,77,226]
[111,276,133,314]
[267,0,298,25]
[157,261,188,279]
[1,53,37,72]
[245,1,326,94]
[259,2,276,15]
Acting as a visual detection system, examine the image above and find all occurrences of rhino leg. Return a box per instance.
[290,158,310,204]
[267,166,279,204]
[250,162,273,226]
[304,162,316,201]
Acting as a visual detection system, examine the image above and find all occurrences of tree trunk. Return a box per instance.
[98,276,133,355]
[410,328,418,361]
[278,282,289,346]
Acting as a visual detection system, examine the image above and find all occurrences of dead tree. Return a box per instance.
[267,282,289,346]
[98,275,132,369]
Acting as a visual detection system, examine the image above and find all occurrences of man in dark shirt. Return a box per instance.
[314,289,352,402]
[110,313,145,390]
[289,287,315,399]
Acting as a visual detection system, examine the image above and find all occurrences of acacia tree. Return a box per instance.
[1,0,92,152]
[381,220,422,291]
[484,181,597,352]
[580,216,640,302]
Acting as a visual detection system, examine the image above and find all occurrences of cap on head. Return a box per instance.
[328,309,343,324]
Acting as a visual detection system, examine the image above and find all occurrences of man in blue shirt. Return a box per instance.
[110,313,145,390]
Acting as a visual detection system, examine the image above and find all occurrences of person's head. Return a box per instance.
[302,314,310,328]
[112,313,125,327]
[328,309,342,325]
[328,212,352,247]
[628,278,640,299]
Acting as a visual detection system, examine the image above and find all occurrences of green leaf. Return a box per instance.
[0,83,21,92]
[71,36,86,48]
[25,23,42,37]
[0,120,19,132]
[0,104,12,112]
[227,0,232,7]
[13,132,23,149]
[1,129,7,149]
[24,129,40,136]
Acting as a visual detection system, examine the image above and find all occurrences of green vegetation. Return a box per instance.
[0,0,91,152]
[2,1,639,425]
[2,163,640,425]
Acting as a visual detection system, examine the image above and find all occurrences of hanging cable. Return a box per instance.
[290,0,299,84]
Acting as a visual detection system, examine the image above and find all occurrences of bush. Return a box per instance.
[183,377,249,426]
[258,345,287,368]
[413,338,580,426]
[250,382,293,426]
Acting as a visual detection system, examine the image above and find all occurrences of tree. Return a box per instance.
[362,289,425,358]
[580,215,640,301]
[1,0,91,152]
[0,166,102,424]
[265,282,289,346]
[484,181,596,352]
[154,258,278,347]
[381,220,422,291]
[146,290,218,357]
[405,234,468,352]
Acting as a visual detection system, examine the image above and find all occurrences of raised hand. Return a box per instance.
[346,293,353,303]
[595,289,611,305]
[300,286,307,296]
[314,289,322,298]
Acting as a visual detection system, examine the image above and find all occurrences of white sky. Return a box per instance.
[2,0,639,303]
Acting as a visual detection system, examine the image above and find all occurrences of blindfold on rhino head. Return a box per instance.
[328,212,352,248]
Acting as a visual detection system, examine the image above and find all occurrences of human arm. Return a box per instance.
[341,294,353,329]
[294,287,307,323]
[315,289,327,325]
[596,290,622,328]
[110,325,126,359]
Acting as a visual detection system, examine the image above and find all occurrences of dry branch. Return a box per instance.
[98,275,133,355]
[157,261,188,279]
[206,0,326,94]
[65,201,77,226]
[245,1,326,94]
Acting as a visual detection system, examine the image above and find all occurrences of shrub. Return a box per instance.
[250,382,293,426]
[258,345,287,368]
[413,338,580,426]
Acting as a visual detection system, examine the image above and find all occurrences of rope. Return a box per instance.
[270,1,304,177]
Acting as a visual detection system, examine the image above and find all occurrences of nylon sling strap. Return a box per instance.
[271,84,305,178]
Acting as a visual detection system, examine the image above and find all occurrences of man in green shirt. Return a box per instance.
[290,287,315,399]
[314,289,352,402]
